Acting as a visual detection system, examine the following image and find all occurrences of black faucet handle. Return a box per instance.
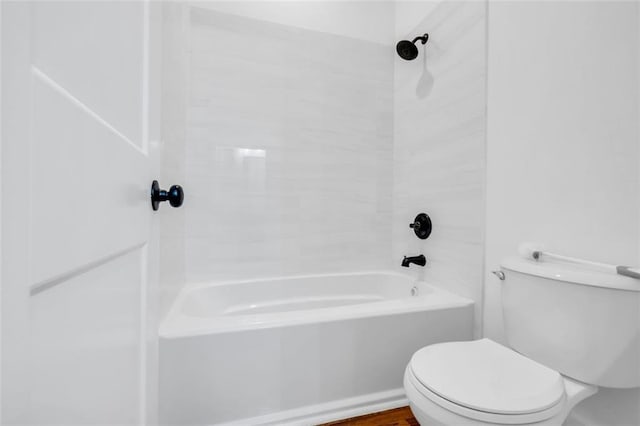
[410,213,432,240]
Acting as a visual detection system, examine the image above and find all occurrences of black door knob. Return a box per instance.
[151,180,184,211]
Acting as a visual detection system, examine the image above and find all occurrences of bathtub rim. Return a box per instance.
[176,269,419,291]
[160,270,474,339]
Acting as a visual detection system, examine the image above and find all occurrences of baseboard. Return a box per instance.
[215,388,408,426]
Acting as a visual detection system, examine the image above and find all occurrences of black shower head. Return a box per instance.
[396,40,419,60]
[396,33,429,61]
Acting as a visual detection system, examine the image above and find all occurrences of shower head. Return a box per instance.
[396,33,429,61]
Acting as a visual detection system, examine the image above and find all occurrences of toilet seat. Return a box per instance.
[406,367,565,424]
[407,339,567,424]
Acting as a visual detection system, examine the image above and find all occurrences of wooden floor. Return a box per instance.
[319,407,418,426]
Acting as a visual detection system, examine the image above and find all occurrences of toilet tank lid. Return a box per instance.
[501,257,640,292]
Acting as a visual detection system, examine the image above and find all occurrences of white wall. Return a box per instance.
[485,1,640,424]
[182,5,394,283]
[393,0,487,337]
[484,0,639,343]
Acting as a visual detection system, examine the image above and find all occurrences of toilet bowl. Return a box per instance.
[404,339,597,426]
[403,256,640,425]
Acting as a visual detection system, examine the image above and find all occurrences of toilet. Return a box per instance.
[404,256,640,425]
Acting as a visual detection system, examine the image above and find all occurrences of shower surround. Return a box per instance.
[162,1,488,331]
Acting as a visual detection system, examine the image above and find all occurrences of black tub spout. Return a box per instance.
[401,255,426,267]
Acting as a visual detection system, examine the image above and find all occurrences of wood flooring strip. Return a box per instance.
[318,406,419,426]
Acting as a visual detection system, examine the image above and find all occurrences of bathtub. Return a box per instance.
[159,271,473,425]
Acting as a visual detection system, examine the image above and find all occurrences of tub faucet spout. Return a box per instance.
[402,254,426,267]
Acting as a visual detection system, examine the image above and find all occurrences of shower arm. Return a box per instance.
[411,34,429,45]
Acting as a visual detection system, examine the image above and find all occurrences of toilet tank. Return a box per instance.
[500,257,640,388]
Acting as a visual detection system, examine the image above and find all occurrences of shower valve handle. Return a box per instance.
[409,213,432,240]
[151,180,184,211]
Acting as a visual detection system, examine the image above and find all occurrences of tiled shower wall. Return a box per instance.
[392,1,487,337]
[184,7,394,282]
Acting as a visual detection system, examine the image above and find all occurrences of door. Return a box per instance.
[1,1,160,424]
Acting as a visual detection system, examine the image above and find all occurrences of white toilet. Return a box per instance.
[404,256,640,425]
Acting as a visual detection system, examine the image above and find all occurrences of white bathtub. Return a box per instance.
[159,271,473,425]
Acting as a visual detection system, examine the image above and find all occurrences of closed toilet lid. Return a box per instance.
[410,339,565,415]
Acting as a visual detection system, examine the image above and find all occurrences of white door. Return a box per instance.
[1,1,161,424]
